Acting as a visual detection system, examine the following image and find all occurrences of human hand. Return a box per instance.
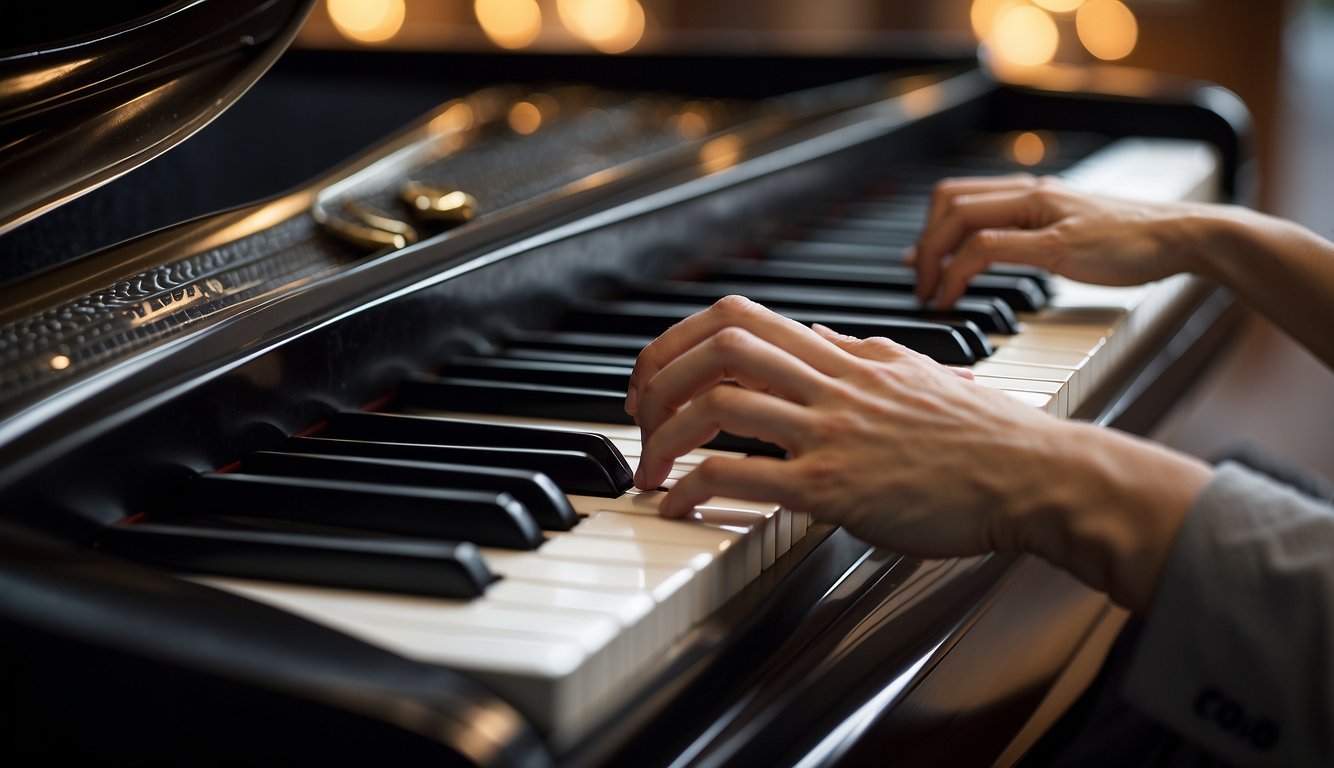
[624,295,1068,559]
[912,174,1207,307]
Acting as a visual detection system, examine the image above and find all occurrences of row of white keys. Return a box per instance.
[963,137,1221,418]
[197,409,798,743]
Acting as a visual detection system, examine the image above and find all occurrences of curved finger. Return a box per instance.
[626,295,854,417]
[637,326,830,441]
[659,455,796,518]
[914,187,1050,302]
[934,228,1059,308]
[636,385,815,489]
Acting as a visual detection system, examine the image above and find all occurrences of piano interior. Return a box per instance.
[0,2,1255,765]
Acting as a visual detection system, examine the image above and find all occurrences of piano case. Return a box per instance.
[0,2,1250,766]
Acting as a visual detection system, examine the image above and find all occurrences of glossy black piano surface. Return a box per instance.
[0,15,1250,767]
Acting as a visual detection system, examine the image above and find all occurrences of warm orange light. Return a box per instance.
[990,4,1059,67]
[672,110,710,139]
[970,0,1020,39]
[327,0,405,44]
[556,0,646,54]
[699,134,745,173]
[475,0,542,50]
[1032,0,1085,13]
[430,102,476,135]
[508,101,543,134]
[49,354,71,371]
[1076,0,1138,61]
[1006,130,1057,166]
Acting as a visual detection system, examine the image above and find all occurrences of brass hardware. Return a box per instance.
[343,200,419,244]
[401,182,478,226]
[314,207,411,251]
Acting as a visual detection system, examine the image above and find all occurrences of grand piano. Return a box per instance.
[0,1,1251,765]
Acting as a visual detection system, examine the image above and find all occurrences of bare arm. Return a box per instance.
[912,175,1334,369]
[625,296,1211,613]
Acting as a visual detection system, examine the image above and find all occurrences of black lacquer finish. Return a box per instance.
[97,522,496,598]
[181,473,544,550]
[0,0,316,235]
[241,451,579,530]
[285,436,627,498]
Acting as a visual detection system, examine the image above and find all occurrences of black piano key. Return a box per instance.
[396,377,787,458]
[439,356,633,391]
[561,301,979,365]
[764,240,1055,295]
[400,376,635,425]
[96,523,494,598]
[704,258,1047,312]
[325,410,633,492]
[797,226,915,248]
[286,436,626,497]
[501,346,640,368]
[241,451,579,531]
[182,474,544,550]
[627,279,1018,334]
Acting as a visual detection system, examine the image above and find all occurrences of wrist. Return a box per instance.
[1011,421,1212,612]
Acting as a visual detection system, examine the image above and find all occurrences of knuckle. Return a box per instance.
[694,384,738,413]
[693,456,731,484]
[709,326,756,356]
[711,294,758,319]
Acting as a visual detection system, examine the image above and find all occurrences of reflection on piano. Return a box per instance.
[0,13,1249,767]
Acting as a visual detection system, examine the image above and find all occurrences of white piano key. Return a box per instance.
[193,576,603,736]
[973,375,1068,419]
[575,509,761,590]
[480,550,698,654]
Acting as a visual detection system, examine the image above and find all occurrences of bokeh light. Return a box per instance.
[556,0,646,54]
[1005,130,1057,166]
[991,4,1059,67]
[327,0,406,44]
[475,0,543,50]
[1031,0,1085,13]
[1076,0,1139,61]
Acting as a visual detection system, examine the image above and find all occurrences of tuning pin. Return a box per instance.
[401,182,478,226]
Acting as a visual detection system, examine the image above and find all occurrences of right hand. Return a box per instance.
[911,174,1208,307]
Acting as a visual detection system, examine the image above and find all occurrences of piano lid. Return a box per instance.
[0,0,315,237]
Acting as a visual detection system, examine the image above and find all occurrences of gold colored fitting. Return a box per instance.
[401,182,479,226]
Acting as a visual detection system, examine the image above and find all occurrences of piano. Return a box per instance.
[0,2,1252,765]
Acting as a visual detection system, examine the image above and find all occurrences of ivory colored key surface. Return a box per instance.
[197,576,631,737]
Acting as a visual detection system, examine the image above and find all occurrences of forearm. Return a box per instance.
[1010,421,1213,613]
[1185,207,1334,369]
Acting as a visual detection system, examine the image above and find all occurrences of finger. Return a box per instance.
[812,321,944,368]
[637,326,830,440]
[626,295,854,416]
[659,455,795,518]
[811,322,912,363]
[925,173,1038,230]
[636,385,816,489]
[934,228,1058,308]
[914,187,1049,302]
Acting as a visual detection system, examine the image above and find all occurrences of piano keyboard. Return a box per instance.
[101,133,1220,747]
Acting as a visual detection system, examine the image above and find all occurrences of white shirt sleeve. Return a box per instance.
[1121,461,1334,767]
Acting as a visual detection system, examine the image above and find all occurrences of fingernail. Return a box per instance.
[624,386,638,415]
[903,246,917,265]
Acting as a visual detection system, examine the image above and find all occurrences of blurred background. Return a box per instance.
[292,0,1334,482]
